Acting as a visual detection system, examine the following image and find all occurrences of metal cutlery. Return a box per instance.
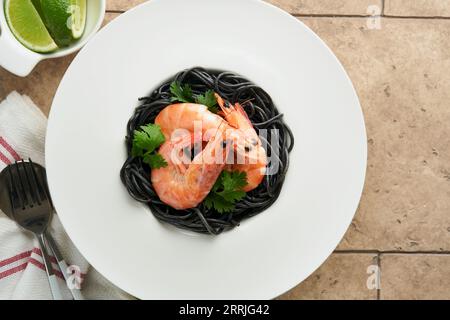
[0,159,81,300]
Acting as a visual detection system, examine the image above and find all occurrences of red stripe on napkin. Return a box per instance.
[32,247,57,265]
[0,248,57,267]
[0,250,32,268]
[0,137,21,161]
[0,258,65,280]
[0,150,11,165]
[0,262,28,279]
[0,248,87,281]
[28,258,64,279]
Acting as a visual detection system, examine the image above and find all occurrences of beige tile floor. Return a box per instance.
[1,0,449,299]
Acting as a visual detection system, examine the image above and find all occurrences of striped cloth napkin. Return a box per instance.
[0,92,133,300]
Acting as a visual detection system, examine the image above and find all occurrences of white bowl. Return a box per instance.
[46,0,367,299]
[0,0,105,77]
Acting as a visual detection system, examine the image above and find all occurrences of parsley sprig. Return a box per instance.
[195,90,219,113]
[170,82,193,103]
[170,81,218,113]
[131,124,168,169]
[204,171,248,213]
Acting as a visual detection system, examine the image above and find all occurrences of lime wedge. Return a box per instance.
[38,0,73,47]
[4,0,58,53]
[69,0,86,39]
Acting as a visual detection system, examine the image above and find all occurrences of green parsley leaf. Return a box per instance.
[204,171,248,213]
[221,171,248,193]
[143,153,168,169]
[132,124,165,157]
[204,193,236,213]
[170,81,194,103]
[195,90,218,113]
[169,82,219,113]
[218,189,246,203]
[131,123,167,169]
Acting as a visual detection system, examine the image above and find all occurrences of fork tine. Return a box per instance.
[29,159,49,205]
[22,160,41,206]
[7,164,25,210]
[38,161,54,209]
[16,160,33,207]
[6,165,22,211]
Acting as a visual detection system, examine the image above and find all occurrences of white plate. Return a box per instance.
[46,0,366,299]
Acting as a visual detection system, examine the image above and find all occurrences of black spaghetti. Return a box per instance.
[120,67,294,235]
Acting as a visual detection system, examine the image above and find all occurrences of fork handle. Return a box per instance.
[45,232,83,300]
[37,234,64,300]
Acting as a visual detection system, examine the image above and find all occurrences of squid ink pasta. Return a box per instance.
[120,67,294,235]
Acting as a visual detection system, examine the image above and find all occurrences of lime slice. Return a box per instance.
[38,0,73,47]
[69,0,86,39]
[4,0,58,53]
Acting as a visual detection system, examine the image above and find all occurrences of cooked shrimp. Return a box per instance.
[155,102,250,152]
[155,103,226,140]
[215,94,267,192]
[154,100,266,193]
[151,127,230,210]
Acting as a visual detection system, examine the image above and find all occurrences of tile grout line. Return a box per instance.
[381,0,385,16]
[293,13,378,18]
[293,13,450,20]
[384,15,450,20]
[105,10,450,20]
[334,249,450,255]
[376,253,381,300]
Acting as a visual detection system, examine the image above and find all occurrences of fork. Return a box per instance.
[6,159,63,300]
